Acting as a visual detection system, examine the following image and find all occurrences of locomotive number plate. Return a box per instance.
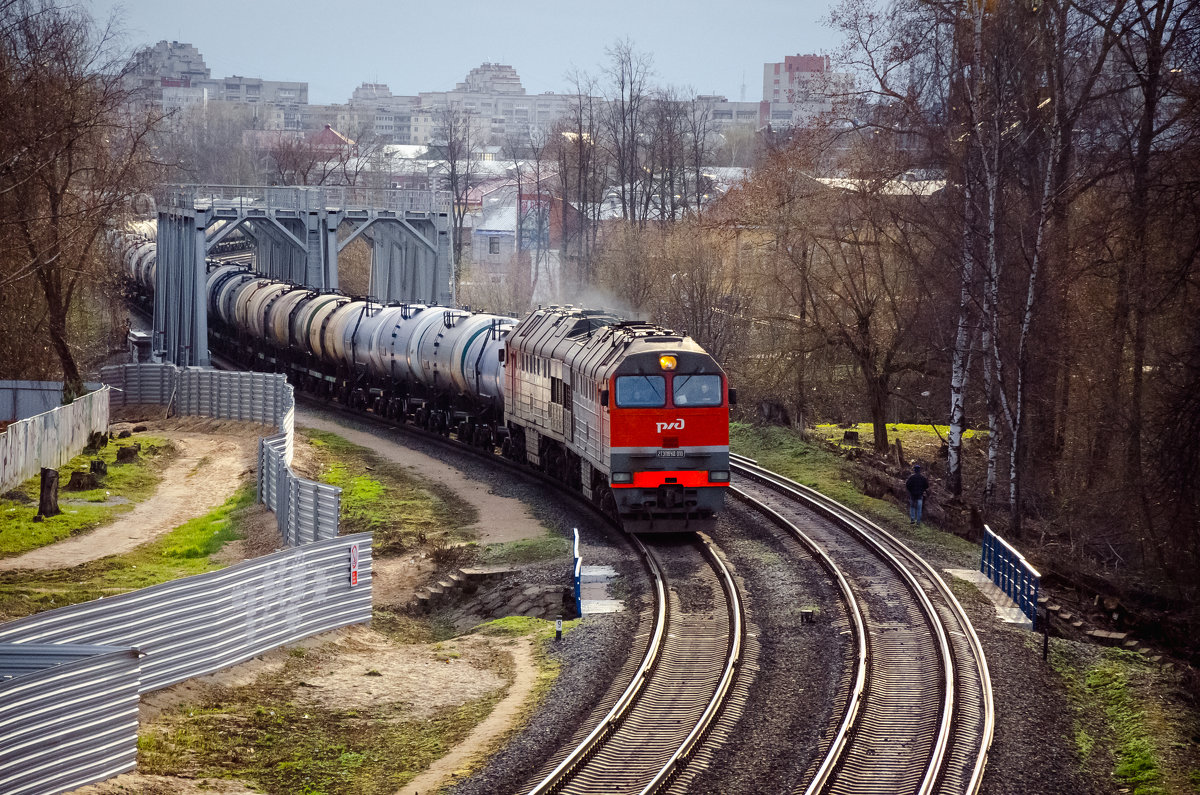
[656,449,685,457]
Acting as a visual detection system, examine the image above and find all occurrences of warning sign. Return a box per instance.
[349,543,359,587]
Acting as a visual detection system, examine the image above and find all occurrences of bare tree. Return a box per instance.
[0,0,164,398]
[808,181,930,453]
[431,105,482,300]
[552,69,605,289]
[600,39,653,225]
[158,102,262,184]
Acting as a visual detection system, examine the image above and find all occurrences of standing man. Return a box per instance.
[906,464,929,525]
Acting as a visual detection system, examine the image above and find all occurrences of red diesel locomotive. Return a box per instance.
[503,307,731,533]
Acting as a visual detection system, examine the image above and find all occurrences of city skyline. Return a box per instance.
[87,0,840,105]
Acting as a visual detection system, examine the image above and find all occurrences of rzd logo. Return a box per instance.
[656,419,685,433]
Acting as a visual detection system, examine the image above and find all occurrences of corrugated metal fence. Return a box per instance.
[100,363,340,544]
[0,534,373,795]
[0,387,110,495]
[0,364,352,794]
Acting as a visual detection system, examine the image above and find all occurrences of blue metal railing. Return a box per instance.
[980,525,1041,628]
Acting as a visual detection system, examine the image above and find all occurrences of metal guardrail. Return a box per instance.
[980,525,1041,628]
[171,184,453,214]
[0,386,110,494]
[0,534,372,795]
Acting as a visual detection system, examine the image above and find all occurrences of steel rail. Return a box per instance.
[524,532,668,795]
[727,483,868,794]
[527,534,744,795]
[638,533,744,794]
[730,453,983,795]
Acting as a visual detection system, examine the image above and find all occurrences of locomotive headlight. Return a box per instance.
[612,472,633,483]
[708,471,731,482]
[659,355,677,370]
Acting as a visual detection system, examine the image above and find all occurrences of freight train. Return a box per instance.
[117,234,733,533]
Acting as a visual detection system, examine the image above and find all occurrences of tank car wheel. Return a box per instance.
[501,437,512,458]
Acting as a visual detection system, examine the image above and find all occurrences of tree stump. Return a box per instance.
[36,468,60,519]
[843,430,860,442]
[115,444,140,464]
[89,458,108,477]
[66,470,100,491]
[117,429,132,439]
[84,431,108,453]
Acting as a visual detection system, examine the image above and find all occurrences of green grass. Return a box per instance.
[468,616,574,750]
[0,485,256,620]
[477,534,571,565]
[136,633,513,794]
[730,421,977,555]
[301,429,476,555]
[810,421,981,447]
[138,688,502,794]
[1051,645,1182,795]
[1086,654,1164,794]
[0,436,172,557]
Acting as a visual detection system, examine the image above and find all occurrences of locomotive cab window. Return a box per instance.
[673,374,722,407]
[615,375,666,407]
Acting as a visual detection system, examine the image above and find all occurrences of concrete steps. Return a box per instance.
[409,566,514,613]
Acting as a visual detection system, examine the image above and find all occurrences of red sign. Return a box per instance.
[349,544,359,587]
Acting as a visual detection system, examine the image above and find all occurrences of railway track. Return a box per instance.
[272,395,750,793]
[211,342,984,792]
[524,532,745,795]
[729,454,993,795]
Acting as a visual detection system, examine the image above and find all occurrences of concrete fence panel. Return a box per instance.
[0,387,110,495]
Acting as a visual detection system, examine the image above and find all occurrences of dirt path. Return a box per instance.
[297,410,543,544]
[0,431,257,572]
[397,637,538,795]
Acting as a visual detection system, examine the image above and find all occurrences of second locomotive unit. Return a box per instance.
[121,237,732,533]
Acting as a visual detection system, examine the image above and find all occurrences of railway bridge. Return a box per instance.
[153,185,453,366]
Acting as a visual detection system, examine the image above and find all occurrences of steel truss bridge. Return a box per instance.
[153,185,453,367]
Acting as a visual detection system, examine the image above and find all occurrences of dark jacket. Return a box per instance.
[905,472,929,499]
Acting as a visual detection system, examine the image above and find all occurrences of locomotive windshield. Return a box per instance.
[673,374,722,407]
[615,375,666,407]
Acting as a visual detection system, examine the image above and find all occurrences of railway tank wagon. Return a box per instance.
[504,307,731,533]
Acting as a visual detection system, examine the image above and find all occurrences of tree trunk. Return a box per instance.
[37,468,61,519]
[947,181,975,497]
[868,376,890,453]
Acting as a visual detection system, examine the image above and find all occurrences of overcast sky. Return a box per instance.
[86,0,841,105]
